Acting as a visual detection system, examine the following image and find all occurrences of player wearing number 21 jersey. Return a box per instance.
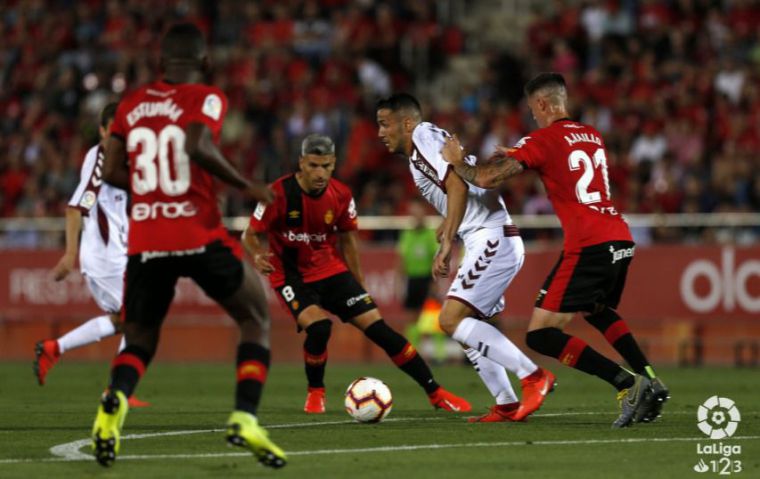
[443,73,668,429]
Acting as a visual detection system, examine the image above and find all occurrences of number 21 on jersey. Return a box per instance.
[128,125,191,196]
[568,148,611,205]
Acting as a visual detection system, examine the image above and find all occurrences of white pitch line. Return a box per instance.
[1,435,758,465]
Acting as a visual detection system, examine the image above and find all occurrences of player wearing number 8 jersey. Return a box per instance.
[442,73,668,428]
[92,24,286,469]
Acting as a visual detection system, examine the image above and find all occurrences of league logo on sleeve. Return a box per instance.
[80,190,97,209]
[202,94,222,121]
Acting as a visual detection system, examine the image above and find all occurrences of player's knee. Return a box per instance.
[437,313,461,336]
[305,319,332,344]
[584,307,620,330]
[525,328,561,356]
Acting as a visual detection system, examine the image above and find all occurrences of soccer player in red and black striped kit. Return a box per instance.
[93,24,286,468]
[443,73,669,428]
[243,134,470,414]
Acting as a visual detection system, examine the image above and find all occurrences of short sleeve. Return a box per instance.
[249,200,276,232]
[68,146,102,215]
[507,134,545,170]
[335,195,359,232]
[411,123,453,184]
[184,87,229,136]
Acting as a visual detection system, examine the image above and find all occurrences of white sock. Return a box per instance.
[464,347,518,405]
[453,318,538,379]
[57,315,117,354]
[117,335,127,353]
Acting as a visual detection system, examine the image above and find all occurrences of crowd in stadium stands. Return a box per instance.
[0,0,758,248]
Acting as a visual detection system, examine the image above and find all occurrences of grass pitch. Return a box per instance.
[0,361,757,478]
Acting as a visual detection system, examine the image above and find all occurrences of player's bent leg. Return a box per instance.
[297,309,333,414]
[226,410,287,469]
[352,311,471,412]
[91,389,129,467]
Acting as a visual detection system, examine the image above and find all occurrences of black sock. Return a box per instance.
[235,342,270,415]
[109,345,152,398]
[303,320,331,389]
[526,328,634,391]
[364,320,439,394]
[585,308,654,378]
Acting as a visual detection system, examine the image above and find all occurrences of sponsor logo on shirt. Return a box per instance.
[283,231,327,244]
[132,200,198,221]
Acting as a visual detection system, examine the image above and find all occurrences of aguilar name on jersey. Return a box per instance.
[248,174,359,288]
[508,120,632,252]
[110,80,235,255]
[410,122,511,239]
[68,144,128,277]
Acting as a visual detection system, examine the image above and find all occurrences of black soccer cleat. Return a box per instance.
[636,377,670,423]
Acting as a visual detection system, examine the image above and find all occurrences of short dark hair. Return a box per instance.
[161,23,205,62]
[375,93,422,117]
[301,134,335,156]
[100,102,118,128]
[524,72,567,96]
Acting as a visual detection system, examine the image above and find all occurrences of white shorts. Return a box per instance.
[447,226,524,318]
[84,274,123,314]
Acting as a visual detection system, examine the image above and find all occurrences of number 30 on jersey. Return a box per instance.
[128,125,191,196]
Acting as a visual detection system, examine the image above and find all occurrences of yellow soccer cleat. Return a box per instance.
[91,390,129,467]
[226,411,287,469]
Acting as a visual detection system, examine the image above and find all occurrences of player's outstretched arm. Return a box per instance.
[185,123,273,204]
[338,231,365,287]
[441,137,524,189]
[102,136,130,189]
[51,207,83,281]
[241,226,274,275]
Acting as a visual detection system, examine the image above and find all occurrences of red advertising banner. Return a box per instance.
[1,245,758,363]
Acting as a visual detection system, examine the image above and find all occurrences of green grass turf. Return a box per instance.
[0,361,757,479]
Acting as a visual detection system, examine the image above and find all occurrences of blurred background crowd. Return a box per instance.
[0,0,758,248]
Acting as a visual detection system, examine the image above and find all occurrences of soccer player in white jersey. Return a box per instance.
[377,94,555,422]
[34,103,148,408]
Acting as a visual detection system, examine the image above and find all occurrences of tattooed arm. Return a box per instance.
[441,137,524,189]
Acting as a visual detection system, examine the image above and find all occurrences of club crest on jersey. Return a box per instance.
[324,209,334,224]
[291,300,299,310]
[288,210,300,219]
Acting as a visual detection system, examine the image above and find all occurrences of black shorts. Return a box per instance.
[535,241,634,313]
[123,240,243,328]
[403,276,432,310]
[275,271,377,322]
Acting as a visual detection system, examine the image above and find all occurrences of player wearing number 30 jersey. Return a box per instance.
[92,24,285,469]
[443,73,668,429]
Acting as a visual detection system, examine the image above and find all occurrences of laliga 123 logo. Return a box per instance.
[697,396,741,439]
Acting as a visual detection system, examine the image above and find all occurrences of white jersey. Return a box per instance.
[68,144,128,278]
[410,122,510,240]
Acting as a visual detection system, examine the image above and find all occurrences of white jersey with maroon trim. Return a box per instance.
[68,144,128,278]
[409,122,510,240]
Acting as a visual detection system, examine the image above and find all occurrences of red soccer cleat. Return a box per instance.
[34,340,61,386]
[428,387,472,412]
[513,367,557,421]
[127,396,151,408]
[468,402,521,423]
[304,387,326,414]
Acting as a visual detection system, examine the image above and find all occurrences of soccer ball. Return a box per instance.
[344,377,393,423]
